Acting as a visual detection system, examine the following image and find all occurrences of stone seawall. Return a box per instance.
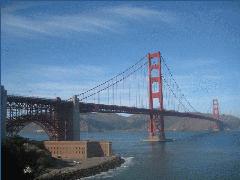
[35,156,124,180]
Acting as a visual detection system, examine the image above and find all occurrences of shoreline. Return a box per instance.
[35,156,125,180]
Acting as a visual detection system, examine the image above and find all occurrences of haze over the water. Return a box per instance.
[1,1,240,117]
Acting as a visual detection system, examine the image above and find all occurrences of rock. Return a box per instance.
[35,156,125,180]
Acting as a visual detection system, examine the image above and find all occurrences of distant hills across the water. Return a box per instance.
[22,113,240,134]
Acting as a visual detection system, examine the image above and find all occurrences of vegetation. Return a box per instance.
[2,136,55,180]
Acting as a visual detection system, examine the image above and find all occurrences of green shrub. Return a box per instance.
[2,136,55,180]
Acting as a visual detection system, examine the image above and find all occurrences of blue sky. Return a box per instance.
[1,1,240,117]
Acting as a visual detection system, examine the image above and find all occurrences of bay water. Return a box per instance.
[21,131,240,179]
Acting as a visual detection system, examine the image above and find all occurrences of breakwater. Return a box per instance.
[35,156,125,180]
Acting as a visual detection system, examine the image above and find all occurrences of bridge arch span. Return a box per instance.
[6,114,61,140]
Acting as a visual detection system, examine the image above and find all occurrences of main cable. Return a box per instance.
[76,55,147,98]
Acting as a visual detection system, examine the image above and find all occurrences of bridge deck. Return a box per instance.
[79,102,217,122]
[7,95,217,122]
[7,95,71,106]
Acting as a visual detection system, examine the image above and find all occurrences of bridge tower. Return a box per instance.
[147,52,165,141]
[213,99,220,120]
[212,99,220,131]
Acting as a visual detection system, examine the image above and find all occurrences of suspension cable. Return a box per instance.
[76,55,147,97]
[161,56,197,112]
[80,61,148,101]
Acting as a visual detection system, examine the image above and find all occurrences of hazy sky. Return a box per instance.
[1,1,240,117]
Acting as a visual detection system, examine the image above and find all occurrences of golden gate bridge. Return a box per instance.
[3,51,222,141]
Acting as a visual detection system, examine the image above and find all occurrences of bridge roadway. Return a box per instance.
[7,95,217,122]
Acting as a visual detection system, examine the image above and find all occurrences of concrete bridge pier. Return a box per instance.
[54,97,67,140]
[213,120,223,131]
[54,95,80,141]
[72,95,80,141]
[159,115,165,140]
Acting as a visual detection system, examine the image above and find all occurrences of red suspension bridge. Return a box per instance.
[2,51,222,141]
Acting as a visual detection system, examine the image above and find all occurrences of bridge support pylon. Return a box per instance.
[55,95,80,141]
[212,99,221,131]
[72,95,80,140]
[147,52,167,142]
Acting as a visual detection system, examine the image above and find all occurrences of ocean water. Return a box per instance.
[21,131,240,180]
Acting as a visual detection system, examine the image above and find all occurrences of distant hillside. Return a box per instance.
[80,113,130,132]
[21,113,240,133]
[80,113,240,132]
